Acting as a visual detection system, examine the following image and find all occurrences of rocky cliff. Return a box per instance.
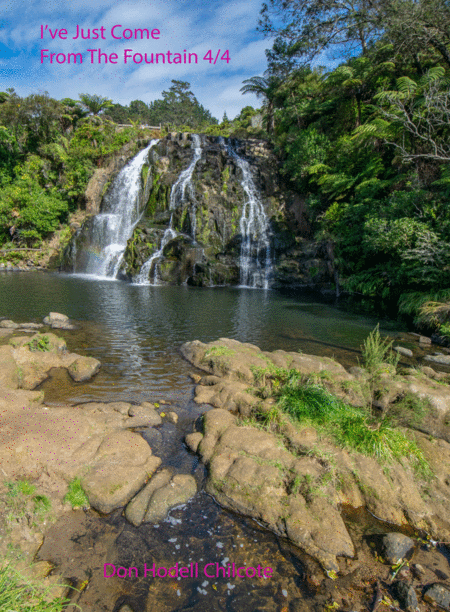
[66,133,336,290]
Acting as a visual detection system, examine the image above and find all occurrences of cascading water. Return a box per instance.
[134,223,177,285]
[169,134,202,241]
[222,139,272,289]
[134,135,202,285]
[73,139,159,279]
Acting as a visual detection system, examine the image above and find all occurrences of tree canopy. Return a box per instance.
[248,0,450,311]
[258,0,450,66]
[79,94,113,116]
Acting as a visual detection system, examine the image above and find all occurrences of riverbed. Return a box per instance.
[2,270,439,612]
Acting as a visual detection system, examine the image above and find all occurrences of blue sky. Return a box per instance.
[0,0,274,120]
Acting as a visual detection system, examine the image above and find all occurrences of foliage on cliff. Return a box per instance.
[250,0,450,319]
[0,90,153,247]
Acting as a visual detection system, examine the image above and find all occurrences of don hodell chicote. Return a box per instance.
[104,562,274,580]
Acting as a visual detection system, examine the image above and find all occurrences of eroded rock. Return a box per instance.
[125,469,172,526]
[67,356,101,382]
[143,474,197,522]
[80,431,161,514]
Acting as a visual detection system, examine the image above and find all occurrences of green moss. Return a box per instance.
[221,166,230,194]
[101,179,112,197]
[204,345,235,358]
[141,165,149,185]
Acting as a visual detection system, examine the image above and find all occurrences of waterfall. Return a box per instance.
[134,223,177,285]
[169,134,202,240]
[73,139,159,279]
[223,140,272,289]
[134,135,202,285]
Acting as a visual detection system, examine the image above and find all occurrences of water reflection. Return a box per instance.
[0,271,393,404]
[0,271,408,612]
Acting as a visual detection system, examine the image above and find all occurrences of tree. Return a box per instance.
[258,0,381,64]
[147,80,217,128]
[356,67,450,163]
[240,75,281,131]
[78,93,113,116]
[258,0,450,67]
[381,0,450,69]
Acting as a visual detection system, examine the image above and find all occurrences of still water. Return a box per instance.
[0,271,396,403]
[0,271,401,612]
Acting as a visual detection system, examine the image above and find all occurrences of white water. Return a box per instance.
[169,134,202,240]
[75,139,159,279]
[134,136,202,285]
[224,140,272,289]
[134,223,177,285]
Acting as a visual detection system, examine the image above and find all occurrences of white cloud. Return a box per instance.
[0,0,272,117]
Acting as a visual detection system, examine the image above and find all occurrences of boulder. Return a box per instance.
[424,584,450,610]
[419,336,432,345]
[424,354,450,366]
[394,346,413,358]
[0,320,19,329]
[80,431,161,514]
[128,405,162,426]
[125,469,172,526]
[181,339,353,390]
[43,312,75,330]
[394,581,419,612]
[381,533,415,565]
[19,323,43,330]
[185,432,203,453]
[166,411,178,424]
[143,474,197,522]
[43,312,69,325]
[68,356,101,382]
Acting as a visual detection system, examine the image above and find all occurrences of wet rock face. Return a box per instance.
[381,533,415,565]
[118,133,335,288]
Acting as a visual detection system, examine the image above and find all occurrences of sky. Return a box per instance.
[0,0,277,121]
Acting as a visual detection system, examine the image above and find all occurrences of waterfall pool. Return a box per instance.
[0,271,414,612]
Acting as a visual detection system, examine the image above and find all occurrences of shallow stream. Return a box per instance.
[3,271,447,612]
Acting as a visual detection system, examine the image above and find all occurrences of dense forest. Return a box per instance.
[0,0,449,333]
[249,0,450,333]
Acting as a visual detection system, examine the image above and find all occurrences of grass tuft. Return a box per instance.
[0,564,78,611]
[361,324,399,375]
[273,372,432,477]
[63,478,89,509]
